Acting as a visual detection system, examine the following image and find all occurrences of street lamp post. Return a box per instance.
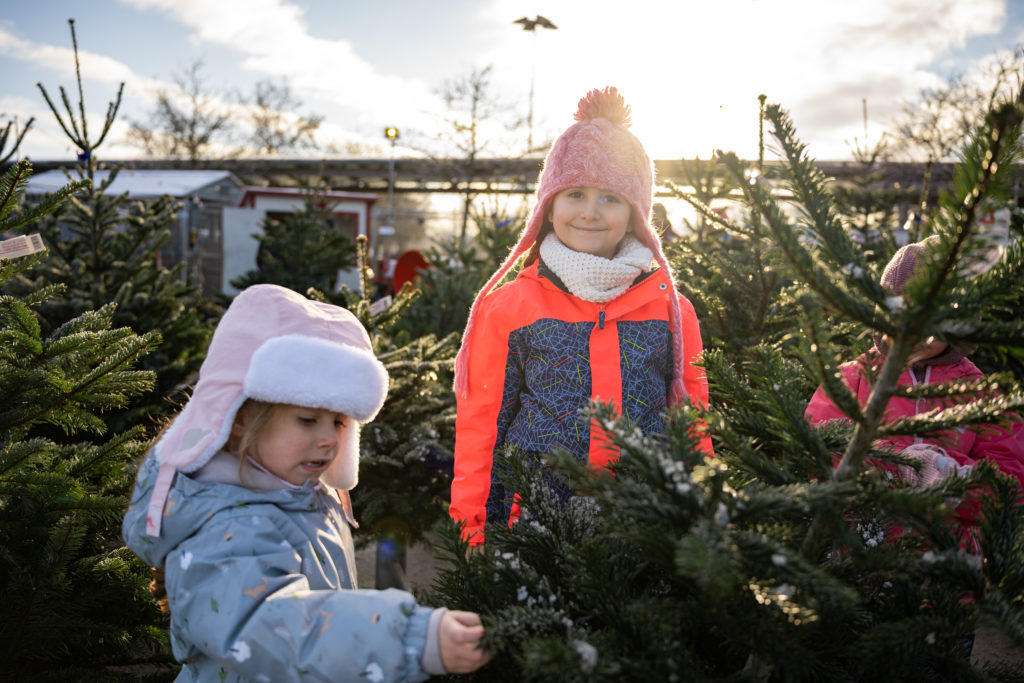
[513,15,558,153]
[376,126,400,269]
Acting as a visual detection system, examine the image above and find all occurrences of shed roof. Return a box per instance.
[25,169,243,200]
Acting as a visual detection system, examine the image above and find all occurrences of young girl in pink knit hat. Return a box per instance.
[450,87,712,549]
[805,237,1024,542]
[123,284,489,681]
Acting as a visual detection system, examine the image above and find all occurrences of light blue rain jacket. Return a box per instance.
[123,450,440,682]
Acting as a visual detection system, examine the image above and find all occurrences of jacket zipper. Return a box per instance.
[598,310,606,330]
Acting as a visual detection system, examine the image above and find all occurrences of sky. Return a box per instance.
[2,0,1023,164]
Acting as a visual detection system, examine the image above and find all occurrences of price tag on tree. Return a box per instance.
[0,234,45,259]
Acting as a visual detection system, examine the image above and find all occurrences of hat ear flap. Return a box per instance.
[322,421,360,490]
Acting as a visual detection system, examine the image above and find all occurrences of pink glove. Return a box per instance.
[897,443,968,487]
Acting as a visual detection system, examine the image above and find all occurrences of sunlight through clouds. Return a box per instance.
[474,0,1009,158]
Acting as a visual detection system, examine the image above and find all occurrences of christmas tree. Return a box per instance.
[18,20,215,434]
[830,99,918,261]
[342,240,460,586]
[228,187,357,296]
[667,99,804,369]
[0,160,169,679]
[427,91,1024,681]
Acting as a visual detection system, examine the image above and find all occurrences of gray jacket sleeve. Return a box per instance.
[164,510,434,682]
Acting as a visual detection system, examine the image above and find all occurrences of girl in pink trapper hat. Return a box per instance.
[123,284,488,681]
[450,87,712,550]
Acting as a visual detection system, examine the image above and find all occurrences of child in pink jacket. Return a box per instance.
[805,237,1024,535]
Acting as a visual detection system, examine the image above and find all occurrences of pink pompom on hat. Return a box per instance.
[454,86,690,404]
[145,284,388,537]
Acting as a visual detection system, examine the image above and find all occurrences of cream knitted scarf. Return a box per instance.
[540,233,654,303]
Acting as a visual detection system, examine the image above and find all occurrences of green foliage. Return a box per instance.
[0,168,167,676]
[431,399,1018,682]
[229,189,357,295]
[0,160,88,233]
[21,171,217,433]
[430,91,1024,681]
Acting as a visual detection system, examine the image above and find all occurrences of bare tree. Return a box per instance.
[127,59,232,163]
[431,65,522,247]
[890,48,1024,210]
[241,78,323,155]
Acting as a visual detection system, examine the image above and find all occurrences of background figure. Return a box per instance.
[805,237,1024,542]
[652,202,677,243]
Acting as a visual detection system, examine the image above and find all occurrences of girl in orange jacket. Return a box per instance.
[450,87,711,548]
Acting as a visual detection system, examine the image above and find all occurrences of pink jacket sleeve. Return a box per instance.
[966,417,1024,486]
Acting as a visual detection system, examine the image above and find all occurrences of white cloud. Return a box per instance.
[0,25,138,87]
[120,0,443,136]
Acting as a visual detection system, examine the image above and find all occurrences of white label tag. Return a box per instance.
[369,295,392,315]
[0,234,45,260]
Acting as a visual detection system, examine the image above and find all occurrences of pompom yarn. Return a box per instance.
[574,86,632,127]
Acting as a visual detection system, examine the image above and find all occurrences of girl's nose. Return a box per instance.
[317,423,339,448]
[581,197,601,218]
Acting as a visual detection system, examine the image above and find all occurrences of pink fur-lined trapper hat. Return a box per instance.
[145,284,388,537]
[455,86,691,404]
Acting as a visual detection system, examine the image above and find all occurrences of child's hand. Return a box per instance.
[439,610,490,674]
[898,444,968,487]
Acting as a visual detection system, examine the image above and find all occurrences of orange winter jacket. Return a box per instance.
[450,261,709,545]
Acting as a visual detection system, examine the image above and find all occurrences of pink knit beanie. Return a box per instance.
[454,87,689,404]
[881,235,941,295]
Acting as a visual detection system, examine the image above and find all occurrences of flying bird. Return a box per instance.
[513,15,558,31]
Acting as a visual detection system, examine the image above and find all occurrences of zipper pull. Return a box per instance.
[598,310,606,330]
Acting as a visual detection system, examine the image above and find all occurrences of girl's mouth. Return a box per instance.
[302,459,331,471]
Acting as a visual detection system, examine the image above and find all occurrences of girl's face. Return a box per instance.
[548,186,632,259]
[234,404,348,486]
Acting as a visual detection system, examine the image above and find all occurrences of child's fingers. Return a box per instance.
[448,610,483,628]
[447,610,485,643]
[445,644,492,673]
[440,610,491,673]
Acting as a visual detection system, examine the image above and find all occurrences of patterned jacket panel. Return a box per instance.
[616,319,673,433]
[501,318,597,462]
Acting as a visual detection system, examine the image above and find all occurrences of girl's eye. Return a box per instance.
[601,194,621,204]
[566,190,584,199]
[297,416,317,425]
[334,418,346,428]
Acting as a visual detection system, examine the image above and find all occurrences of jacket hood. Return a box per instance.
[123,449,322,569]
